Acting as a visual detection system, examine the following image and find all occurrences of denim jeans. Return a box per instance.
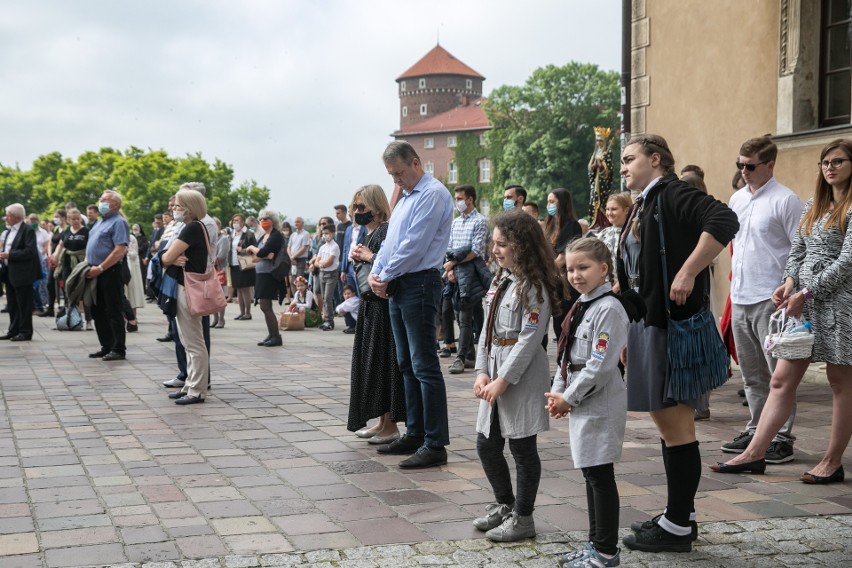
[388,269,449,448]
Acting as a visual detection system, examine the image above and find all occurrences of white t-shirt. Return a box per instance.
[317,240,340,273]
[288,229,312,259]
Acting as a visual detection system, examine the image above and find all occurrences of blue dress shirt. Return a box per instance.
[372,173,453,281]
[85,212,129,266]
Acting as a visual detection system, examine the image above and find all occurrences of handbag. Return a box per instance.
[763,308,814,360]
[183,222,228,317]
[656,192,728,400]
[353,230,381,300]
[238,255,257,271]
[278,311,305,331]
[55,305,83,331]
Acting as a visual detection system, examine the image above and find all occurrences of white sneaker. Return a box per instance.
[162,378,186,388]
[85,321,93,331]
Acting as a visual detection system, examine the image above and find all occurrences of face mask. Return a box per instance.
[502,199,515,211]
[98,202,110,215]
[52,217,61,225]
[282,230,291,237]
[546,204,558,217]
[260,220,273,231]
[232,223,241,232]
[321,234,332,243]
[173,210,185,223]
[455,199,467,213]
[354,211,373,225]
[133,230,140,236]
[30,223,39,229]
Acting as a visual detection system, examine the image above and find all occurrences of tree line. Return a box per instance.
[0,146,270,229]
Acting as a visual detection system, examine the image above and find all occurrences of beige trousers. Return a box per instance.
[176,284,209,398]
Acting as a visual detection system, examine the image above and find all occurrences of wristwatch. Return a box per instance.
[801,287,813,300]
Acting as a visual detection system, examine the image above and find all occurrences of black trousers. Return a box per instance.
[92,266,126,354]
[476,407,541,516]
[582,463,620,555]
[6,284,34,338]
[441,295,455,345]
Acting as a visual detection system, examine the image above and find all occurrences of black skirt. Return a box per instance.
[254,273,282,301]
[231,265,255,289]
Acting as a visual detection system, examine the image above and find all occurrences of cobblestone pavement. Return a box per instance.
[1,308,851,567]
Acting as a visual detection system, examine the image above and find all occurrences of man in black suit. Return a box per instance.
[0,203,42,341]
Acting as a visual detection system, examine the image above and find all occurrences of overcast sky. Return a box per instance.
[1,0,622,221]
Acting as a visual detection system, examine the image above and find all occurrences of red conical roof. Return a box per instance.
[397,45,485,81]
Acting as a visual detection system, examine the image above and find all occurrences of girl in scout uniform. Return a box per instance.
[472,211,562,543]
[546,238,629,568]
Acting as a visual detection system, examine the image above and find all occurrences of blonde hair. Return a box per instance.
[352,184,391,223]
[606,191,633,210]
[175,189,207,222]
[565,237,614,281]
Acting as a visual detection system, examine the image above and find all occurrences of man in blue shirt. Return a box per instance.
[85,190,130,361]
[370,141,453,469]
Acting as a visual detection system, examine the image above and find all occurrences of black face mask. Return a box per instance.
[354,211,373,225]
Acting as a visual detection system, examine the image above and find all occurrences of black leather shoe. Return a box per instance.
[156,335,173,342]
[399,446,448,469]
[168,391,186,399]
[709,458,766,474]
[38,309,54,318]
[9,334,31,342]
[89,349,108,358]
[262,336,283,347]
[257,336,272,346]
[126,322,138,332]
[175,395,204,405]
[102,351,126,361]
[377,434,424,455]
[0,335,11,340]
[801,466,844,484]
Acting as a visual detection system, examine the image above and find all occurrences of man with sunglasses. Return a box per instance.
[724,136,803,465]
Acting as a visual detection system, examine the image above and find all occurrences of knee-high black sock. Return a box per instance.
[660,438,668,472]
[663,440,700,528]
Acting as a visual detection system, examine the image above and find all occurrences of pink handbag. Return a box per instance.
[184,222,227,317]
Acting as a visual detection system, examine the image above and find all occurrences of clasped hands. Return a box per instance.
[473,373,508,404]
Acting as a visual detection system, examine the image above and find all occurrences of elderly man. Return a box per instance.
[0,204,42,341]
[287,217,312,279]
[370,141,453,469]
[86,189,130,361]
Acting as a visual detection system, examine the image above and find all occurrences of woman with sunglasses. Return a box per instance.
[346,185,405,444]
[712,139,852,485]
[245,210,288,347]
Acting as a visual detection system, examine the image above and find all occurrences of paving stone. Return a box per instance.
[224,533,294,555]
[224,555,260,568]
[270,513,340,536]
[176,537,229,560]
[127,541,183,563]
[211,516,277,536]
[44,543,127,567]
[0,532,39,555]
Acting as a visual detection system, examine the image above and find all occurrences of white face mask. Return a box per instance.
[232,223,241,232]
[456,199,467,213]
[321,234,332,243]
[173,210,185,223]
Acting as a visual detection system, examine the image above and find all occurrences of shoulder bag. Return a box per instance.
[353,230,380,301]
[184,222,228,317]
[656,191,728,400]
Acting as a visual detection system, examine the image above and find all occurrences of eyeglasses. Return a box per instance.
[260,217,271,221]
[819,158,851,170]
[736,160,769,172]
[353,203,366,212]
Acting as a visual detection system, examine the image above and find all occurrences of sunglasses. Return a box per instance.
[819,158,851,169]
[353,203,367,212]
[736,160,769,172]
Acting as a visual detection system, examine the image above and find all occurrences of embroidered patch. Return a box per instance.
[525,308,541,330]
[592,332,610,360]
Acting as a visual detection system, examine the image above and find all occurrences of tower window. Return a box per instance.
[402,106,408,117]
[466,79,473,89]
[419,78,426,89]
[420,103,428,116]
[401,81,406,92]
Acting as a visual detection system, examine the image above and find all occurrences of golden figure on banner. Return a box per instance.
[588,126,614,229]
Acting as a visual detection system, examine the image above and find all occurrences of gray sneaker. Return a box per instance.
[472,502,512,531]
[721,431,753,454]
[765,440,794,464]
[162,377,186,388]
[448,358,465,374]
[485,511,536,542]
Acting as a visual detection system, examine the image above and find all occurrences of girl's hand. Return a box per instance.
[480,377,509,405]
[473,373,490,398]
[785,291,805,319]
[772,278,795,306]
[544,393,571,418]
[236,245,243,253]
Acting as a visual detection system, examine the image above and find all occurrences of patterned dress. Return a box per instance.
[346,223,406,431]
[783,199,852,364]
[595,224,623,266]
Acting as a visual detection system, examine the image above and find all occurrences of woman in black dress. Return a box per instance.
[50,208,92,328]
[245,209,287,347]
[229,214,257,320]
[346,184,406,444]
[544,188,582,342]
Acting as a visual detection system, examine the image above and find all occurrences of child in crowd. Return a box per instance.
[545,238,629,568]
[472,211,562,542]
[288,276,315,314]
[335,285,360,334]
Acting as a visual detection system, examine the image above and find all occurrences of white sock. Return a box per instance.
[657,514,692,536]
[690,511,697,521]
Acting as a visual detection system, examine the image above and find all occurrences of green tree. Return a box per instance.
[484,62,621,216]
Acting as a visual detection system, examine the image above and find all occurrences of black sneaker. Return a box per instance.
[721,431,753,454]
[765,440,794,464]
[622,521,692,553]
[631,514,698,541]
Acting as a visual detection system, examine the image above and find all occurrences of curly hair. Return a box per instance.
[493,210,563,317]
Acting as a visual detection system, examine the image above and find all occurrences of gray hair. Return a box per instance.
[180,181,206,195]
[103,189,123,205]
[5,203,26,219]
[383,141,420,166]
[258,209,281,231]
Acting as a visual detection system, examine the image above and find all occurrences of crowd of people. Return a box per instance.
[2,135,852,566]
